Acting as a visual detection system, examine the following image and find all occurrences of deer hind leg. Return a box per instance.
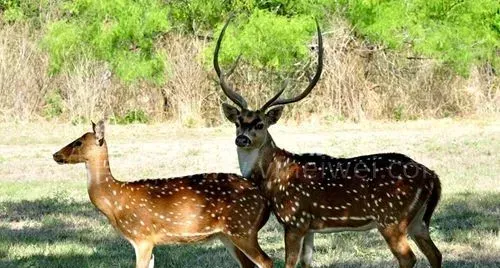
[379,225,416,268]
[131,240,154,268]
[228,235,273,268]
[284,227,307,268]
[299,233,314,268]
[219,235,257,268]
[408,206,442,268]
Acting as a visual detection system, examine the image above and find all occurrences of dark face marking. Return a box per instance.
[234,110,270,149]
[238,117,263,131]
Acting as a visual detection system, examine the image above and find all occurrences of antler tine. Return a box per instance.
[225,54,242,78]
[260,79,289,111]
[214,17,248,109]
[262,19,323,110]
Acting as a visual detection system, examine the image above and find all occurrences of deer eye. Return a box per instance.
[255,122,264,130]
[235,122,240,128]
[74,140,82,147]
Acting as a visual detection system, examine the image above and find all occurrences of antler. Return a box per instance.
[260,19,324,111]
[214,17,248,109]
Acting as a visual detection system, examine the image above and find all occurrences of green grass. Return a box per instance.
[0,119,499,267]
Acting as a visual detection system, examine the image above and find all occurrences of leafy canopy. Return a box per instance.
[42,0,170,83]
[3,0,497,81]
[168,0,336,33]
[209,10,317,71]
[343,0,500,75]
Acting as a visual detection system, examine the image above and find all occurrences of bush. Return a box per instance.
[110,109,149,124]
[168,0,336,33]
[43,89,64,119]
[343,0,500,75]
[0,0,64,26]
[42,0,170,83]
[207,9,317,71]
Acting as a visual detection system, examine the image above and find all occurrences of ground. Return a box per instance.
[0,119,499,267]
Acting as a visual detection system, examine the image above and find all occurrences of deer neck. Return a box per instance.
[237,131,280,183]
[84,146,120,214]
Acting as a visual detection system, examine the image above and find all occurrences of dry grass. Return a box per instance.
[159,33,220,127]
[0,23,52,121]
[0,18,498,125]
[0,119,499,267]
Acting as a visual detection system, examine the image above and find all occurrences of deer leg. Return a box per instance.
[220,235,256,268]
[409,222,442,267]
[299,233,314,268]
[379,225,416,268]
[407,201,442,268]
[229,235,273,268]
[284,228,306,268]
[410,228,442,268]
[132,240,154,268]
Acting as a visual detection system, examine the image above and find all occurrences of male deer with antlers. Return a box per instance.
[214,18,442,268]
[52,120,272,268]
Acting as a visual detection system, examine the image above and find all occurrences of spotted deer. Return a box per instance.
[52,120,272,268]
[214,18,442,268]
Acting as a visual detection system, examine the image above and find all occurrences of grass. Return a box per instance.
[0,119,499,267]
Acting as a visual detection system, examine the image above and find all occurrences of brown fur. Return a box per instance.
[53,121,272,268]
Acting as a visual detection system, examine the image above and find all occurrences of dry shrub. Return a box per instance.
[0,23,52,121]
[291,17,371,121]
[0,22,164,123]
[159,33,218,127]
[465,66,500,115]
[247,17,500,121]
[56,60,115,121]
[56,62,167,123]
[0,17,498,124]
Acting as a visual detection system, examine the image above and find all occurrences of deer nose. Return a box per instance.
[53,153,64,164]
[235,135,251,147]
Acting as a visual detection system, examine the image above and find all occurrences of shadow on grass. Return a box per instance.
[0,197,238,268]
[315,259,500,268]
[0,191,499,267]
[433,191,500,244]
[306,191,500,268]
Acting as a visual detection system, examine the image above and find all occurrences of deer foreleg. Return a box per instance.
[284,227,307,268]
[300,233,314,268]
[132,240,154,268]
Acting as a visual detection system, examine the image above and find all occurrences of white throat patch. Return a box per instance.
[237,148,260,178]
[85,162,92,190]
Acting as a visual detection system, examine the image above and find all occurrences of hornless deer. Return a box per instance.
[52,120,272,268]
[214,18,442,268]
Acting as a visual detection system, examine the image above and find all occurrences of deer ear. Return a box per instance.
[222,103,240,123]
[265,106,284,125]
[94,120,105,146]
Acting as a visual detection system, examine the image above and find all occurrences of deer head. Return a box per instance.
[215,17,323,150]
[53,120,106,164]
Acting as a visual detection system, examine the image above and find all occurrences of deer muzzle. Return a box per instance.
[52,152,66,164]
[235,135,251,147]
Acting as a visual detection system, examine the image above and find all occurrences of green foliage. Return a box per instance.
[208,9,317,71]
[168,0,226,32]
[110,109,149,124]
[42,0,170,83]
[5,0,497,84]
[42,90,64,119]
[2,5,24,23]
[343,0,500,75]
[168,0,336,33]
[0,0,62,26]
[392,104,405,121]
